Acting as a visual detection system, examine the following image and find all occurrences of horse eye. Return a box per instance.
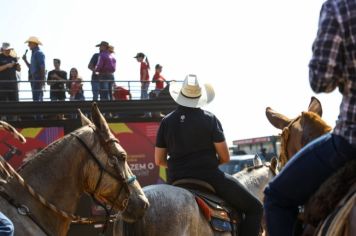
[108,158,117,167]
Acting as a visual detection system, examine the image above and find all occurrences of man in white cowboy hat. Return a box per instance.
[0,42,20,103]
[154,74,263,236]
[23,36,45,102]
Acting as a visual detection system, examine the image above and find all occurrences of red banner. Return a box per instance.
[0,122,166,186]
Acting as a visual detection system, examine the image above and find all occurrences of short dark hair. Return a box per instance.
[53,58,61,64]
[155,64,162,69]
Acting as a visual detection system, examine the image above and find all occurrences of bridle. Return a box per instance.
[70,128,137,233]
[279,116,301,169]
[71,132,136,206]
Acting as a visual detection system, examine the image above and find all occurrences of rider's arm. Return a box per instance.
[155,147,168,168]
[214,141,230,164]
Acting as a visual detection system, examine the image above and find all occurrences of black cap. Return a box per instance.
[134,52,145,58]
[96,41,109,47]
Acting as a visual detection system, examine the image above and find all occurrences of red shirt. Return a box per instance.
[152,72,166,90]
[140,62,150,82]
[113,86,131,100]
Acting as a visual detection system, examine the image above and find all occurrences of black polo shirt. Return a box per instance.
[156,105,225,182]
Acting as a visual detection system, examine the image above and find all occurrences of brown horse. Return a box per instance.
[266,96,356,236]
[0,103,149,236]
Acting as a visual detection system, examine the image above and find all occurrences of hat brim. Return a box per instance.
[169,81,215,108]
[25,40,42,45]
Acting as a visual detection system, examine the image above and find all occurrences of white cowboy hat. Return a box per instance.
[25,36,42,45]
[169,74,215,108]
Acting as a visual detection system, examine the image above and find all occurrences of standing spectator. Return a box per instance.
[108,45,116,100]
[0,42,20,102]
[88,45,100,101]
[134,52,150,100]
[68,67,84,101]
[24,36,45,102]
[151,64,167,97]
[94,41,116,101]
[47,59,67,101]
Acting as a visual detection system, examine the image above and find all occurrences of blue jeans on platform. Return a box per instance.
[91,79,100,101]
[0,212,14,236]
[264,133,356,236]
[99,74,114,101]
[141,81,150,100]
[31,80,43,102]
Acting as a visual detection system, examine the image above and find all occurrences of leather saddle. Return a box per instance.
[172,178,241,235]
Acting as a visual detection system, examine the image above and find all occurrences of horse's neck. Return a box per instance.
[234,167,273,202]
[14,132,89,235]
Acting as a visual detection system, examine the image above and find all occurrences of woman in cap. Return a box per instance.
[134,52,150,100]
[155,74,263,236]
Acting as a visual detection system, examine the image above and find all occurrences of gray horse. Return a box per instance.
[0,103,149,236]
[113,156,278,236]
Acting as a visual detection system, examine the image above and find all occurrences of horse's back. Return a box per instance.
[114,184,224,236]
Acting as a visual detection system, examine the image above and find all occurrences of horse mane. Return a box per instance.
[17,127,89,171]
[246,165,264,172]
[304,159,356,226]
[301,112,332,146]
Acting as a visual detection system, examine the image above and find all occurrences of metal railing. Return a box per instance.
[0,79,180,121]
[0,79,178,102]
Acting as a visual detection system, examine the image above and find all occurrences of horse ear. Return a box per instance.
[253,154,263,166]
[91,103,110,132]
[0,121,26,143]
[308,96,323,117]
[270,156,278,172]
[265,107,291,130]
[78,109,92,126]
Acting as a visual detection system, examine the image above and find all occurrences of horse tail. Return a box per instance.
[0,121,26,143]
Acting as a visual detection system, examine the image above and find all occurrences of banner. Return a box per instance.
[0,122,166,185]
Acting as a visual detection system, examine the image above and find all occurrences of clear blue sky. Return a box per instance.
[1,0,340,145]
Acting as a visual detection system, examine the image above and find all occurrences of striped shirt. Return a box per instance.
[309,0,356,146]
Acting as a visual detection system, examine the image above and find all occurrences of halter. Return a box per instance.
[279,116,301,168]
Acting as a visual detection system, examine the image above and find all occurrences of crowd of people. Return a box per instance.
[0,37,168,103]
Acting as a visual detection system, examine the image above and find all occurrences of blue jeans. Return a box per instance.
[91,79,100,101]
[31,79,43,102]
[98,74,114,101]
[141,81,150,100]
[264,133,356,236]
[0,212,14,236]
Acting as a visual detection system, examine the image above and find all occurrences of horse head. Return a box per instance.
[77,103,149,222]
[265,97,332,169]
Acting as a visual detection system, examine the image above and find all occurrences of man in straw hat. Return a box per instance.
[155,74,263,236]
[23,36,45,102]
[0,42,20,103]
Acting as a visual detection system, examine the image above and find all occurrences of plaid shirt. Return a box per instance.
[309,0,356,146]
